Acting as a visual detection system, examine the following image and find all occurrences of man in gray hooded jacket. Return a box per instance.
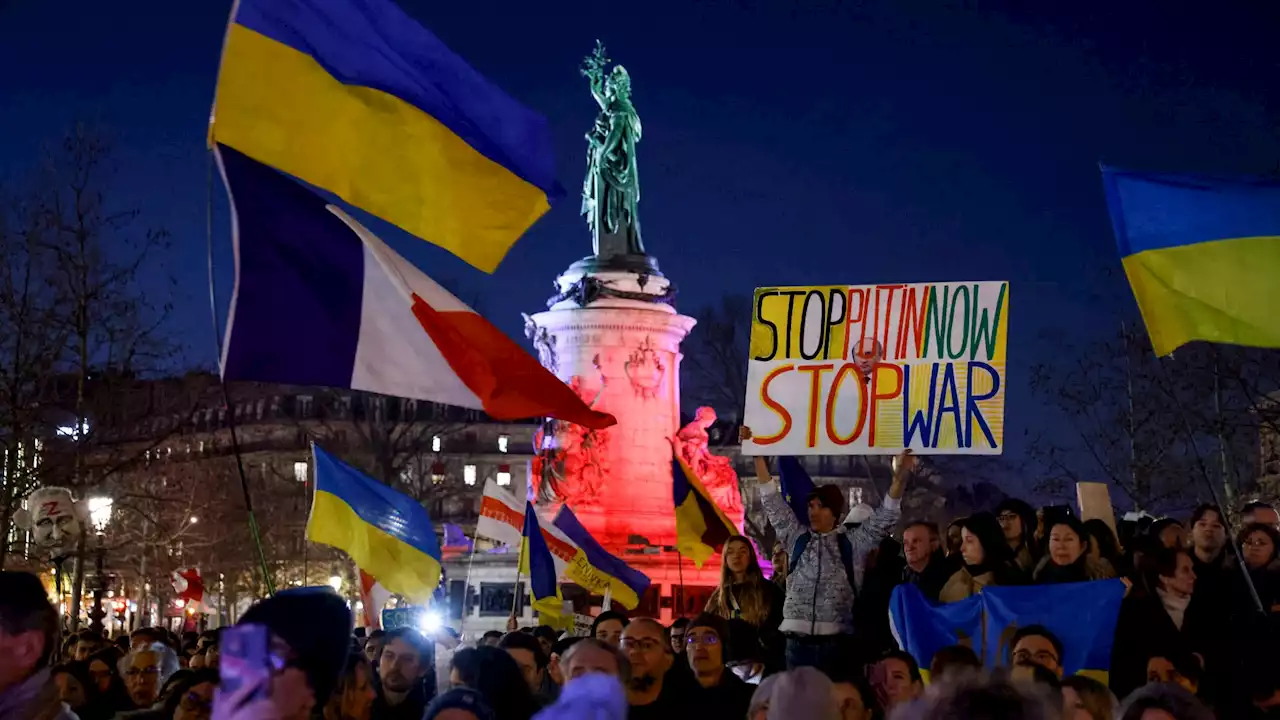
[740,427,914,675]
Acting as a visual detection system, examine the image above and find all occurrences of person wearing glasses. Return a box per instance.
[119,642,180,710]
[618,619,680,719]
[683,614,752,718]
[1009,625,1065,679]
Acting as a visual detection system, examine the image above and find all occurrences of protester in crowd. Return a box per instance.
[76,634,109,663]
[529,674,627,720]
[50,662,94,719]
[498,632,549,699]
[940,512,1021,602]
[556,639,629,688]
[88,647,128,712]
[929,644,982,684]
[132,667,216,720]
[743,426,911,674]
[0,572,79,719]
[900,521,951,602]
[546,637,583,692]
[668,618,689,658]
[945,518,966,559]
[1084,519,1130,579]
[745,673,779,720]
[449,646,540,720]
[1118,683,1215,720]
[1242,501,1280,528]
[1061,674,1117,720]
[129,629,166,653]
[997,498,1041,576]
[1145,652,1202,695]
[533,626,558,659]
[827,669,878,720]
[1034,515,1117,584]
[423,687,495,720]
[617,618,680,718]
[1010,625,1065,679]
[1237,522,1280,610]
[1111,546,1216,699]
[1188,504,1230,598]
[373,627,434,720]
[323,655,377,720]
[478,631,502,648]
[591,611,629,649]
[362,630,386,666]
[119,642,180,710]
[870,649,923,714]
[217,587,352,720]
[683,613,752,717]
[704,536,784,669]
[893,670,1060,720]
[1148,518,1186,550]
[764,667,840,720]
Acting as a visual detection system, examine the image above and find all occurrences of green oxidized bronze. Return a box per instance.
[581,41,645,259]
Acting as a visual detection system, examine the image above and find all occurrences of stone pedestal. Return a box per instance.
[530,261,695,550]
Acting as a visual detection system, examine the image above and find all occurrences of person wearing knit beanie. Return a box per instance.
[236,587,352,715]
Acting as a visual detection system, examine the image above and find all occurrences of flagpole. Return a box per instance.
[462,533,478,626]
[511,566,523,625]
[676,551,685,618]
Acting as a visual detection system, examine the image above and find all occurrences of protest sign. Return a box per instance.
[741,282,1009,455]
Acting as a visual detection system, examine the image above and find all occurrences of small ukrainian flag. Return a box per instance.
[306,444,442,602]
[1102,167,1280,356]
[672,452,738,568]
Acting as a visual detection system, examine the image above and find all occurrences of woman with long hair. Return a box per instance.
[939,512,1022,603]
[704,536,784,671]
[449,646,540,720]
[323,654,377,720]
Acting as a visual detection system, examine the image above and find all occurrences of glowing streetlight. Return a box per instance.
[87,497,113,535]
[327,575,343,592]
[189,516,199,525]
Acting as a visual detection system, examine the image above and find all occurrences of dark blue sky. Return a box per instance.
[3,0,1279,470]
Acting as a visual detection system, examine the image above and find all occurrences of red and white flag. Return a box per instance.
[359,569,392,629]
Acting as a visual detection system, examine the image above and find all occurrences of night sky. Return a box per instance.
[3,0,1279,475]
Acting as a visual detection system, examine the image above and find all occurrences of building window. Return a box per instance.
[432,436,442,453]
[402,398,417,420]
[463,464,477,486]
[297,396,313,418]
[478,582,523,617]
[431,462,447,485]
[293,461,308,483]
[496,463,512,487]
[270,396,281,416]
[498,435,509,453]
[337,396,352,417]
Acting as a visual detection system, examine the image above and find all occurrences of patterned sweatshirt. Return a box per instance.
[760,483,901,635]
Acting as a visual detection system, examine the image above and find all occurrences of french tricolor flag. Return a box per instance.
[214,145,614,431]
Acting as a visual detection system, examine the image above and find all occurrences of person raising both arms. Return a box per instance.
[738,426,914,676]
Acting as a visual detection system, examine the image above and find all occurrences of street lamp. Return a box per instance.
[86,496,113,634]
[328,575,343,593]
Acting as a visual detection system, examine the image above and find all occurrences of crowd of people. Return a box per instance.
[2,441,1279,719]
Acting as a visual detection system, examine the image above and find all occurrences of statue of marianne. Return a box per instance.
[581,41,645,259]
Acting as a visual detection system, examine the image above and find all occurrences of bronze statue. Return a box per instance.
[581,41,645,259]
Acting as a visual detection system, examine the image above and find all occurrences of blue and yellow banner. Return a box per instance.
[519,501,564,624]
[306,444,442,602]
[211,0,563,273]
[672,453,738,568]
[1102,167,1280,356]
[889,581,1125,683]
[552,505,651,609]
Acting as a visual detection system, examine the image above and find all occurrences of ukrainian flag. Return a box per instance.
[211,0,564,273]
[306,444,442,602]
[519,502,565,624]
[1102,167,1280,356]
[672,453,738,568]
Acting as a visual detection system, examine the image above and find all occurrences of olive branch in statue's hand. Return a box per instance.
[581,40,610,79]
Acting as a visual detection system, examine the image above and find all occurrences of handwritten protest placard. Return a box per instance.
[741,282,1009,455]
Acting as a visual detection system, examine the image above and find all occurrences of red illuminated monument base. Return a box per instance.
[528,263,744,553]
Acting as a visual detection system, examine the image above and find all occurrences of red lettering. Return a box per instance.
[882,285,900,360]
[825,363,868,445]
[754,365,795,445]
[844,288,865,361]
[868,362,904,447]
[798,364,835,448]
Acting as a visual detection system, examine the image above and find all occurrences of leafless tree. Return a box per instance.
[682,294,752,421]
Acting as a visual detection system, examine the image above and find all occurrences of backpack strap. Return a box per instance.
[790,532,811,571]
[790,532,858,594]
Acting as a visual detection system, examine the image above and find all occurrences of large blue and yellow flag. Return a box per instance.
[778,456,816,524]
[889,580,1125,684]
[306,444,442,602]
[888,585,983,683]
[518,501,565,624]
[1102,167,1280,356]
[672,453,738,568]
[552,505,651,610]
[211,0,564,273]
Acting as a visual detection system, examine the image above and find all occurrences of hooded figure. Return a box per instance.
[238,587,352,711]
